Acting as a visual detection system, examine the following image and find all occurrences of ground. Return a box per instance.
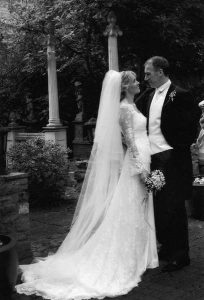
[5,198,204,300]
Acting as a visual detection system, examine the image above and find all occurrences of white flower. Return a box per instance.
[169,90,176,102]
[144,170,166,193]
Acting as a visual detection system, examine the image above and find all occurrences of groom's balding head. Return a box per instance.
[144,56,170,88]
[145,56,170,77]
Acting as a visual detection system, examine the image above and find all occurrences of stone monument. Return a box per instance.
[72,11,122,158]
[72,81,91,158]
[43,33,67,148]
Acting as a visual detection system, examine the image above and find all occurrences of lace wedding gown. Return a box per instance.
[16,101,158,300]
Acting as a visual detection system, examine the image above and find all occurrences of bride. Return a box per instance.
[16,70,158,300]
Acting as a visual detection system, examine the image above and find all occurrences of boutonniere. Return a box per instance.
[169,90,176,102]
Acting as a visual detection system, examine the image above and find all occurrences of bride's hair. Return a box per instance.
[120,71,136,101]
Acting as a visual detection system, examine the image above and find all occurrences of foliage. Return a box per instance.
[0,0,203,127]
[7,137,70,207]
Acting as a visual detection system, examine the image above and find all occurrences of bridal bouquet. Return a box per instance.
[144,170,165,193]
[194,176,204,185]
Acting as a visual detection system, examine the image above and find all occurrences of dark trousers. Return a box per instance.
[151,149,190,261]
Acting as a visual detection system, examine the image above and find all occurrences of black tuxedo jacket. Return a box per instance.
[136,83,200,196]
[136,83,200,150]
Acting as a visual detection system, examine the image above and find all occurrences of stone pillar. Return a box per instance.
[104,11,123,71]
[0,173,32,263]
[46,34,61,127]
[43,126,67,148]
[43,33,67,148]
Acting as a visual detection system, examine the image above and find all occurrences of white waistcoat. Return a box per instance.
[148,80,173,154]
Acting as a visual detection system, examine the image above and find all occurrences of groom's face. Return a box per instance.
[144,62,162,88]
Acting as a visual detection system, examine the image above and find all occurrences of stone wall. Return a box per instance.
[0,173,32,263]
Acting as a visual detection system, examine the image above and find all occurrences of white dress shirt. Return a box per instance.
[148,80,173,154]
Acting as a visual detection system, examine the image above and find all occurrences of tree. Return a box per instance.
[0,0,203,127]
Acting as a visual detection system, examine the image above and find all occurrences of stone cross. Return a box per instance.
[104,11,123,71]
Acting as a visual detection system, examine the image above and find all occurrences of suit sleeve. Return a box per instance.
[161,90,200,148]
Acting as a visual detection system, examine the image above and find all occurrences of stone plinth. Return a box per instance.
[72,140,92,159]
[73,120,84,144]
[6,126,25,151]
[72,120,92,159]
[43,126,67,148]
[0,173,32,263]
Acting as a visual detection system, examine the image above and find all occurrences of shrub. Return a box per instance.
[7,137,70,207]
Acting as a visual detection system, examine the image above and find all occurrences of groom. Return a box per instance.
[136,56,200,272]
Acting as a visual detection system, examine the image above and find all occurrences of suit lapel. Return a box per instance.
[147,90,155,115]
[162,83,176,108]
[146,90,155,134]
[146,83,176,134]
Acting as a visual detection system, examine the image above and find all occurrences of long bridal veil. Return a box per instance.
[17,70,158,300]
[56,70,124,254]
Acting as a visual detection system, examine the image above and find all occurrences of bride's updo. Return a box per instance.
[120,71,136,101]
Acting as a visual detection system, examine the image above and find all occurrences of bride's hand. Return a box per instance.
[140,169,149,183]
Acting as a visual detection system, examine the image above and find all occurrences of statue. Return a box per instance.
[8,111,17,127]
[104,11,122,71]
[25,93,36,123]
[197,100,204,176]
[199,100,204,129]
[103,11,123,38]
[74,81,84,122]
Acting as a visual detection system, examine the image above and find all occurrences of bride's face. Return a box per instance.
[127,74,140,96]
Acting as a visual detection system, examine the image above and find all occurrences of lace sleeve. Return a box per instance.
[119,105,145,174]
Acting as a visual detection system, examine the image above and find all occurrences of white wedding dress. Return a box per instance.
[16,101,158,300]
